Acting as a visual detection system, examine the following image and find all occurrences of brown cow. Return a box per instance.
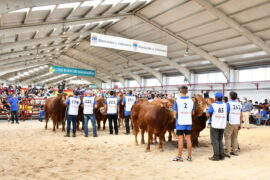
[131,98,149,144]
[138,104,174,151]
[118,94,125,128]
[45,93,67,131]
[94,97,107,130]
[150,98,176,142]
[132,100,174,152]
[191,94,208,147]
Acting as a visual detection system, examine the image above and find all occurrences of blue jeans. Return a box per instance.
[67,115,77,134]
[256,117,267,125]
[84,114,97,136]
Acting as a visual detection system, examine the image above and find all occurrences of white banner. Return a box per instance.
[90,33,167,56]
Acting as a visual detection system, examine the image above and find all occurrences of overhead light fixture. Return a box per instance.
[61,23,69,39]
[184,47,190,57]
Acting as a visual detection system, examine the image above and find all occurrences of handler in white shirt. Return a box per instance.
[207,92,229,161]
[224,91,242,157]
[65,91,81,137]
[82,91,98,137]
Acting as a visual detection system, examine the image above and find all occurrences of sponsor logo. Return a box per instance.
[133,41,138,48]
[49,66,55,73]
[91,35,98,44]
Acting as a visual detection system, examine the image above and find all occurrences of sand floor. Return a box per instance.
[0,120,270,180]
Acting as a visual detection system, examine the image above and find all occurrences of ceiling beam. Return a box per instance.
[102,48,164,84]
[78,42,142,86]
[0,42,76,60]
[0,0,86,14]
[0,30,93,50]
[0,13,130,34]
[66,48,127,86]
[135,13,230,80]
[193,0,270,56]
[0,62,47,77]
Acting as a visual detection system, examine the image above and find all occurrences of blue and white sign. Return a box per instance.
[90,32,167,57]
[49,66,95,77]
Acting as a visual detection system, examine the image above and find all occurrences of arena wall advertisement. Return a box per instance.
[49,66,96,77]
[90,32,167,56]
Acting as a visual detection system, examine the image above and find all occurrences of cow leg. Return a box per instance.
[159,136,164,152]
[52,120,56,131]
[168,130,172,142]
[146,131,152,152]
[97,120,101,130]
[62,119,66,132]
[45,118,49,129]
[133,123,139,145]
[153,135,158,144]
[103,119,106,130]
[141,129,145,144]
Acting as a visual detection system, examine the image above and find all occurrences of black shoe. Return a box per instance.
[230,152,239,156]
[72,133,76,137]
[209,156,219,161]
[93,135,98,137]
[85,135,88,137]
[224,154,231,158]
[64,134,70,137]
[124,132,130,135]
[11,121,14,124]
[219,157,225,160]
[16,121,19,124]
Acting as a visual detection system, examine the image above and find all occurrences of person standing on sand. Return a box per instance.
[65,91,81,137]
[207,92,229,161]
[224,92,242,158]
[105,91,119,135]
[82,91,98,137]
[242,97,253,129]
[8,94,19,124]
[122,90,136,135]
[172,86,194,162]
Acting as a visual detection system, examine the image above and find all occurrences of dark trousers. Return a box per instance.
[210,127,225,159]
[125,115,130,134]
[11,111,19,123]
[108,114,118,134]
[67,115,77,134]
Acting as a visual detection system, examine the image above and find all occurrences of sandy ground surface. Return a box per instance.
[0,120,270,180]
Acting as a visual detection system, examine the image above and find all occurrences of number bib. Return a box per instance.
[83,97,95,114]
[228,101,242,125]
[68,97,81,115]
[176,98,194,125]
[211,103,227,129]
[107,98,117,114]
[125,96,136,112]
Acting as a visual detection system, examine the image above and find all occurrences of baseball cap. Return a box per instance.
[215,92,223,98]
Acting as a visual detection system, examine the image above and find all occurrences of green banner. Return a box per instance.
[89,84,97,89]
[49,66,95,77]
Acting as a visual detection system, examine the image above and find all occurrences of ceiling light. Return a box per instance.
[32,5,56,11]
[81,0,101,7]
[58,2,80,9]
[184,47,190,57]
[9,8,29,13]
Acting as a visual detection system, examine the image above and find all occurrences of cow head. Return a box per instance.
[57,93,68,105]
[95,97,106,115]
[193,94,207,116]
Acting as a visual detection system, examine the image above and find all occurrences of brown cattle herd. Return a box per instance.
[44,93,215,151]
